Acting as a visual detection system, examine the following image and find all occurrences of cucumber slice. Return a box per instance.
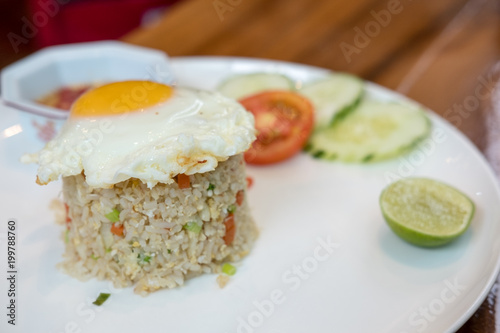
[300,74,364,128]
[217,73,294,100]
[306,101,431,162]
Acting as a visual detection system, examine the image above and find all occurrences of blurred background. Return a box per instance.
[0,0,180,69]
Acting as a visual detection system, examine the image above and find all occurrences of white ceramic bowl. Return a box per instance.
[1,40,173,119]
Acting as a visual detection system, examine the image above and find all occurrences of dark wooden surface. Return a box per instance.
[123,0,500,331]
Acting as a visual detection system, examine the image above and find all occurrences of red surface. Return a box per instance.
[27,0,179,47]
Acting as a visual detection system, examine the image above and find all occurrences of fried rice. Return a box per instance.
[60,154,257,295]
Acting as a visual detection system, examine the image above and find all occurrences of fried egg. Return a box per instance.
[23,81,256,188]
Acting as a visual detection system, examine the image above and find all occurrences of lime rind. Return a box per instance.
[380,178,475,247]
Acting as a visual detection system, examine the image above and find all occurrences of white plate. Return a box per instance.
[2,56,500,333]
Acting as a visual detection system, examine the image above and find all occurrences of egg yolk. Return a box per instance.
[70,81,173,117]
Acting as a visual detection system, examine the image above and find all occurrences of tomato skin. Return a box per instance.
[240,90,314,165]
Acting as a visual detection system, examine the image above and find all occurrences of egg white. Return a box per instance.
[23,87,256,188]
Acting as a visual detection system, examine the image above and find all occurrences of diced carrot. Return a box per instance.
[246,176,254,189]
[177,173,191,189]
[236,190,245,206]
[223,214,236,245]
[111,223,124,237]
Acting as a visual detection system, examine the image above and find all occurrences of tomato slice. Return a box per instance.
[239,90,314,165]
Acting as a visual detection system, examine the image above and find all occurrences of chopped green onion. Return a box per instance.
[105,208,120,222]
[207,183,215,191]
[227,204,237,214]
[105,248,112,253]
[137,253,152,263]
[91,254,100,260]
[167,249,172,254]
[183,222,202,233]
[222,263,237,276]
[92,293,110,306]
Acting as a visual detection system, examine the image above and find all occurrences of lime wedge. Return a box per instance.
[380,178,475,247]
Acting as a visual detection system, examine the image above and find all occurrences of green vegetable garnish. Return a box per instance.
[222,263,237,276]
[137,253,152,263]
[91,254,100,260]
[207,183,215,191]
[183,222,202,233]
[92,293,110,306]
[227,204,237,214]
[105,248,112,253]
[105,208,120,222]
[167,249,172,254]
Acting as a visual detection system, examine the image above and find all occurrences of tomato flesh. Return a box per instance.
[177,173,191,189]
[236,190,245,206]
[64,203,71,230]
[111,223,124,237]
[240,91,314,165]
[246,176,254,188]
[223,214,236,245]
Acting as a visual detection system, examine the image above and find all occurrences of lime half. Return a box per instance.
[380,178,475,247]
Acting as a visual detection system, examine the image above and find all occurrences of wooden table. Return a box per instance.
[123,0,500,331]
